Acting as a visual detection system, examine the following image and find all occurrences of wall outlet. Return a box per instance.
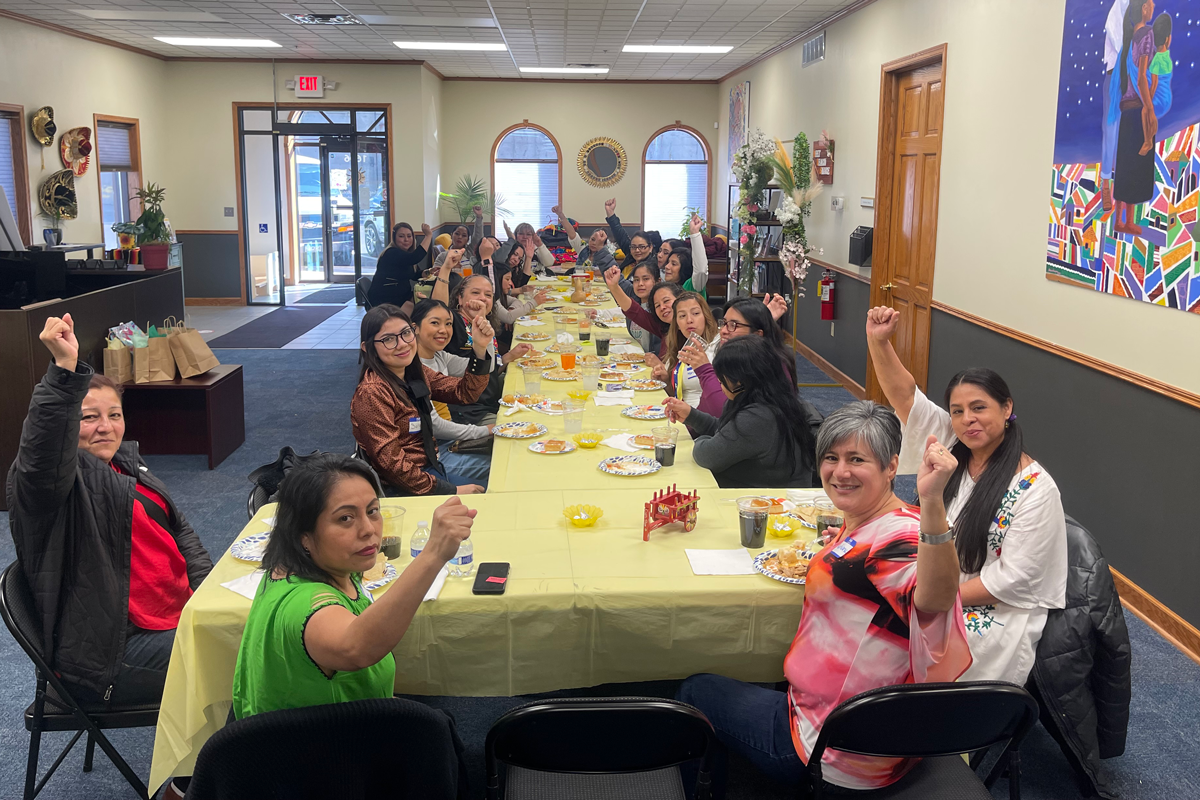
[224,207,235,217]
[831,196,845,211]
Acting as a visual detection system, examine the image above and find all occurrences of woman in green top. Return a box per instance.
[232,454,475,720]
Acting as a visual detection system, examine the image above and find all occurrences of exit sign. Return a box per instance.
[295,75,324,98]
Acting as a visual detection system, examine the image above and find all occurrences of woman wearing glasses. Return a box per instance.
[352,304,490,495]
[603,198,662,276]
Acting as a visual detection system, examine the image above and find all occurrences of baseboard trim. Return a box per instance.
[185,297,243,307]
[782,331,867,400]
[1111,567,1200,665]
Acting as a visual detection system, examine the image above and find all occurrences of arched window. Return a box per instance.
[492,125,560,230]
[642,126,709,238]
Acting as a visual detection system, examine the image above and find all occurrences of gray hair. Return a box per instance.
[815,401,902,470]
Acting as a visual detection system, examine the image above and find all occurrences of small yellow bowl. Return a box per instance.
[564,504,604,527]
[572,432,603,449]
[566,389,594,403]
[767,513,803,539]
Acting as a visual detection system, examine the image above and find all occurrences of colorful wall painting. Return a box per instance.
[1048,0,1200,313]
[728,81,750,179]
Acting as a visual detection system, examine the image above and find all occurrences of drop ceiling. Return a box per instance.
[0,0,868,80]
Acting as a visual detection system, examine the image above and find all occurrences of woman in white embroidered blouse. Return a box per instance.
[864,306,1067,685]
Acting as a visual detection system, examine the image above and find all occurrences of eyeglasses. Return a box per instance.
[372,328,416,349]
[718,318,755,333]
[630,243,651,252]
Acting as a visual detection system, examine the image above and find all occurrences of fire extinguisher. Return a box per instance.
[820,270,836,320]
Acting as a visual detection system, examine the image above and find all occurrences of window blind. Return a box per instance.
[0,116,16,220]
[643,163,707,237]
[495,161,558,230]
[97,123,134,171]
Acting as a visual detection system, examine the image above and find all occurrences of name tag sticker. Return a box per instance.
[831,538,857,559]
[485,576,507,584]
[408,416,421,433]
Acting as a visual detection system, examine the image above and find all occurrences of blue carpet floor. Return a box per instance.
[0,348,1195,799]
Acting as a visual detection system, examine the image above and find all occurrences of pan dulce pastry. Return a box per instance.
[632,434,655,448]
[541,439,567,453]
[363,553,388,582]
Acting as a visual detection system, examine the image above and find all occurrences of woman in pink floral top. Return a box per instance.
[679,401,971,793]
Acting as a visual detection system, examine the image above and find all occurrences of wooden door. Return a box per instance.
[868,52,945,401]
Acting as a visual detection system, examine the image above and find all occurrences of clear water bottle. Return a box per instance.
[410,520,430,559]
[448,537,474,577]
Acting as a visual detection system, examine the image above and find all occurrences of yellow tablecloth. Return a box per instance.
[488,282,718,493]
[149,488,825,788]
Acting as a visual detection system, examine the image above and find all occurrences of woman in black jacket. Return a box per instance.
[6,314,213,709]
[367,221,432,310]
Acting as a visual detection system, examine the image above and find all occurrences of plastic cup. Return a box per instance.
[563,399,584,434]
[578,317,592,341]
[652,426,678,467]
[815,498,844,539]
[581,363,600,391]
[380,506,406,559]
[561,351,577,370]
[736,497,772,548]
[595,332,611,357]
[522,363,542,394]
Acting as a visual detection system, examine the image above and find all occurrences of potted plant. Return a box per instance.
[132,183,173,269]
[438,174,508,223]
[39,207,64,246]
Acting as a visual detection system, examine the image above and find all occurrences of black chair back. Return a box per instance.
[185,697,466,800]
[808,681,1037,786]
[0,563,51,673]
[356,275,373,309]
[485,697,716,798]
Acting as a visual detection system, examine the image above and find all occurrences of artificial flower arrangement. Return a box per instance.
[766,132,823,293]
[731,128,776,291]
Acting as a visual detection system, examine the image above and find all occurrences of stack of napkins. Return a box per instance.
[519,320,546,326]
[594,389,635,406]
[684,549,756,575]
[600,433,641,452]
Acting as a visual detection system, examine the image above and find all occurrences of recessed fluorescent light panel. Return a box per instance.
[520,67,610,74]
[154,37,282,48]
[623,45,733,54]
[393,42,506,51]
[73,9,224,21]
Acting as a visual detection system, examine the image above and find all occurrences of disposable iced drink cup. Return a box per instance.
[561,352,577,370]
[736,497,771,548]
[581,364,600,391]
[522,364,542,394]
[563,399,584,434]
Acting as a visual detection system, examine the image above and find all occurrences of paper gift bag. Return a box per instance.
[133,339,176,383]
[102,339,133,384]
[165,318,219,378]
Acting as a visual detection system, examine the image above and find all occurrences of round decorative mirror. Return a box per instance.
[577,137,627,188]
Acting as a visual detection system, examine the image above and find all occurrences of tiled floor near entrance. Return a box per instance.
[186,284,365,349]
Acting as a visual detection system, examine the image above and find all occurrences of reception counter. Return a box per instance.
[0,267,185,509]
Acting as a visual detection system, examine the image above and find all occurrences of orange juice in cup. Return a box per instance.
[561,351,577,370]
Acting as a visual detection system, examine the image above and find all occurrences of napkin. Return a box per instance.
[600,434,641,452]
[518,320,546,326]
[504,402,529,416]
[594,389,635,406]
[222,570,265,600]
[685,549,756,576]
[424,568,448,601]
[555,332,576,344]
[609,344,641,354]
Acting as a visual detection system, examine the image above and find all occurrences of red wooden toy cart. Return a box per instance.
[643,485,700,541]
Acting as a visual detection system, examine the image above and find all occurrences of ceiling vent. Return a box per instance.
[282,13,361,25]
[802,31,825,67]
[567,63,609,69]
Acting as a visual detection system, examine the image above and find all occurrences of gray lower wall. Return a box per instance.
[177,232,241,298]
[790,269,870,387]
[928,308,1200,628]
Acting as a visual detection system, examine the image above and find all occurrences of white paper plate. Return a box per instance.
[628,435,656,450]
[542,369,579,382]
[363,562,398,591]
[626,379,666,391]
[499,393,545,408]
[610,364,645,374]
[608,337,632,345]
[753,549,816,586]
[230,532,270,562]
[517,315,541,323]
[494,422,548,439]
[516,332,551,341]
[622,405,667,420]
[530,399,566,415]
[598,455,662,476]
[529,439,578,454]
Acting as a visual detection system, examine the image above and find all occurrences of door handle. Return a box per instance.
[880,282,895,291]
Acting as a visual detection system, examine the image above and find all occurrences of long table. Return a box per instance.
[148,276,815,788]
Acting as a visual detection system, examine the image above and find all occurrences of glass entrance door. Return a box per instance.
[295,141,325,282]
[326,142,356,283]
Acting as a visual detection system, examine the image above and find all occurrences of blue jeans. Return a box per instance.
[67,625,176,707]
[436,439,491,483]
[677,673,807,794]
[423,464,486,491]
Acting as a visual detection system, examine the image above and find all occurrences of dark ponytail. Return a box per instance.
[942,368,1023,575]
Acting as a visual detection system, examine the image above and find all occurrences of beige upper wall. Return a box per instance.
[717,0,1200,394]
[0,17,167,246]
[439,80,719,228]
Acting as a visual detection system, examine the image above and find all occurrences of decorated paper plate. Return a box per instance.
[599,370,626,381]
[610,363,645,374]
[625,379,666,391]
[578,354,606,366]
[752,549,816,586]
[530,399,565,415]
[500,393,546,408]
[528,438,578,454]
[579,300,603,307]
[494,421,548,439]
[622,405,667,420]
[610,353,645,364]
[516,332,551,342]
[363,562,399,592]
[543,368,579,381]
[517,315,542,323]
[545,343,581,354]
[230,532,270,562]
[608,337,632,345]
[630,433,656,450]
[519,357,556,369]
[598,455,662,477]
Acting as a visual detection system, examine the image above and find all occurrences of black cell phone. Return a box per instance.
[472,562,511,595]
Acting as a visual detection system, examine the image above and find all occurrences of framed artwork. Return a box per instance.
[1047,0,1200,313]
[728,81,750,178]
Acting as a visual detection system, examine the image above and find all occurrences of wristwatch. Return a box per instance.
[918,528,954,545]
